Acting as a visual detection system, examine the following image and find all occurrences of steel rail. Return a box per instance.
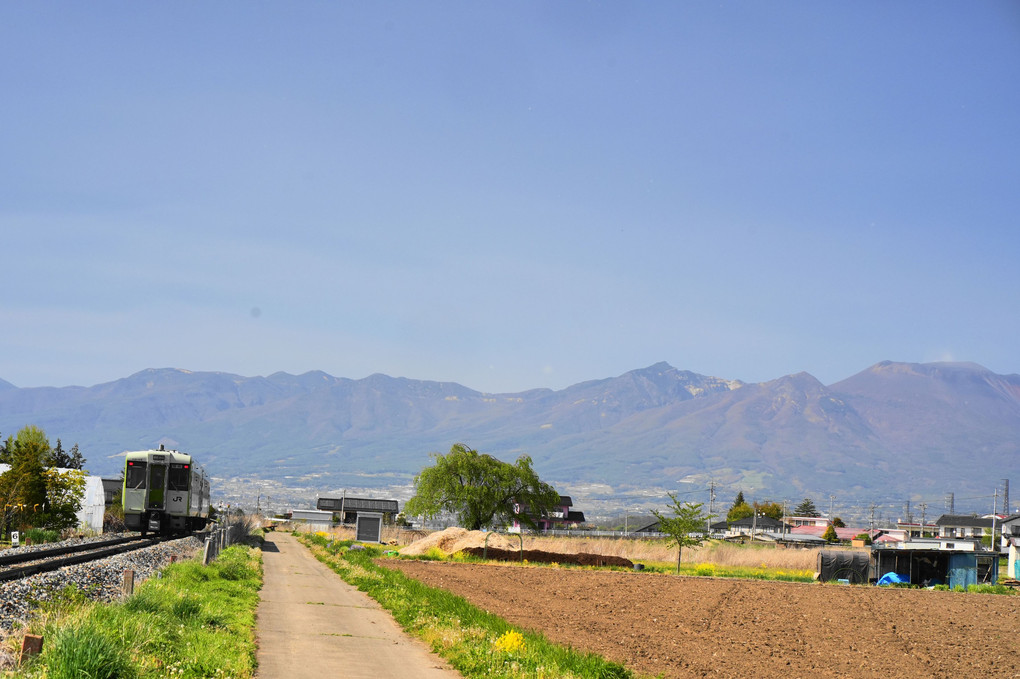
[0,536,167,583]
[0,535,148,567]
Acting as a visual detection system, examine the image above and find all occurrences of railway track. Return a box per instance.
[0,535,167,583]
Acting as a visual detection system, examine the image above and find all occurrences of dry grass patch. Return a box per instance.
[520,535,825,571]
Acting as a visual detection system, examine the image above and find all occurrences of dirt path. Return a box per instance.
[383,560,1020,679]
[256,533,456,679]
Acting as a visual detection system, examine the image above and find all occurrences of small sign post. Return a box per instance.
[11,531,18,548]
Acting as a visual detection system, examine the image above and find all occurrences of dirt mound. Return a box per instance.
[400,527,517,556]
[460,547,633,568]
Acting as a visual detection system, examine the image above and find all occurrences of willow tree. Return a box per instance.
[404,443,560,531]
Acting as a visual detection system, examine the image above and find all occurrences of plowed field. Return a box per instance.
[383,560,1020,678]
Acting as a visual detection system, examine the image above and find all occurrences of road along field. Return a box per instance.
[382,560,1020,679]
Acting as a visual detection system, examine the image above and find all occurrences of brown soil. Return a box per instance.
[382,560,1020,678]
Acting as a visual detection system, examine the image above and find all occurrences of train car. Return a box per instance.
[122,444,211,536]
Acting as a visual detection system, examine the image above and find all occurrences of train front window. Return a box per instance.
[126,462,147,489]
[168,464,190,491]
[149,464,166,491]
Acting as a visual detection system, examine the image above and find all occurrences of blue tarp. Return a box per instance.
[877,572,910,585]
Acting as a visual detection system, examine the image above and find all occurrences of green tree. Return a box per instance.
[754,501,785,521]
[731,491,745,510]
[67,443,85,470]
[652,495,713,573]
[47,439,85,469]
[404,443,560,531]
[793,498,819,517]
[832,516,846,528]
[727,501,754,523]
[42,468,86,530]
[822,524,839,543]
[0,426,51,533]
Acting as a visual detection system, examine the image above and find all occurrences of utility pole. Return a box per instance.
[991,490,999,553]
[829,495,835,520]
[707,481,716,533]
[869,504,876,535]
[919,503,927,537]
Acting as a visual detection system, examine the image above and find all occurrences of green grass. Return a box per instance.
[20,528,60,545]
[299,532,639,679]
[13,544,262,678]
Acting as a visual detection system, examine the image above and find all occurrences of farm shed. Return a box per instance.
[289,509,334,531]
[817,550,870,583]
[871,541,999,588]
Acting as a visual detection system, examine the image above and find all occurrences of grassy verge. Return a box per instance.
[9,544,262,678]
[299,533,639,679]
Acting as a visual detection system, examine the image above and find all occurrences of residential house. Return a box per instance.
[510,496,585,531]
[896,520,939,538]
[935,514,995,541]
[785,515,830,528]
[1000,515,1020,579]
[724,515,786,539]
[790,525,879,544]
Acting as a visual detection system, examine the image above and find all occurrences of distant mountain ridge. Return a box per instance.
[0,361,1017,503]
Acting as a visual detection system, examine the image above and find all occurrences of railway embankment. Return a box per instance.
[1,532,260,677]
[0,534,203,630]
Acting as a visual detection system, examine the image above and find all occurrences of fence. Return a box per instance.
[202,523,243,565]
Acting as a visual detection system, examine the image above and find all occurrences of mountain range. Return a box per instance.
[0,361,1017,507]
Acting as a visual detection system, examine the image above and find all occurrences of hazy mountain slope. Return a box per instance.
[0,361,1015,502]
[521,372,887,496]
[830,361,1020,475]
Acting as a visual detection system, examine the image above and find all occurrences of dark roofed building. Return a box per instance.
[936,514,995,540]
[317,496,399,524]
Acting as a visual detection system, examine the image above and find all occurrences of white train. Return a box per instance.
[122,445,211,536]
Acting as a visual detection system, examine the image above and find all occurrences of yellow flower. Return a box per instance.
[494,630,526,654]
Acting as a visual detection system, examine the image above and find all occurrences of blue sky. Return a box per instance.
[2,3,1018,393]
